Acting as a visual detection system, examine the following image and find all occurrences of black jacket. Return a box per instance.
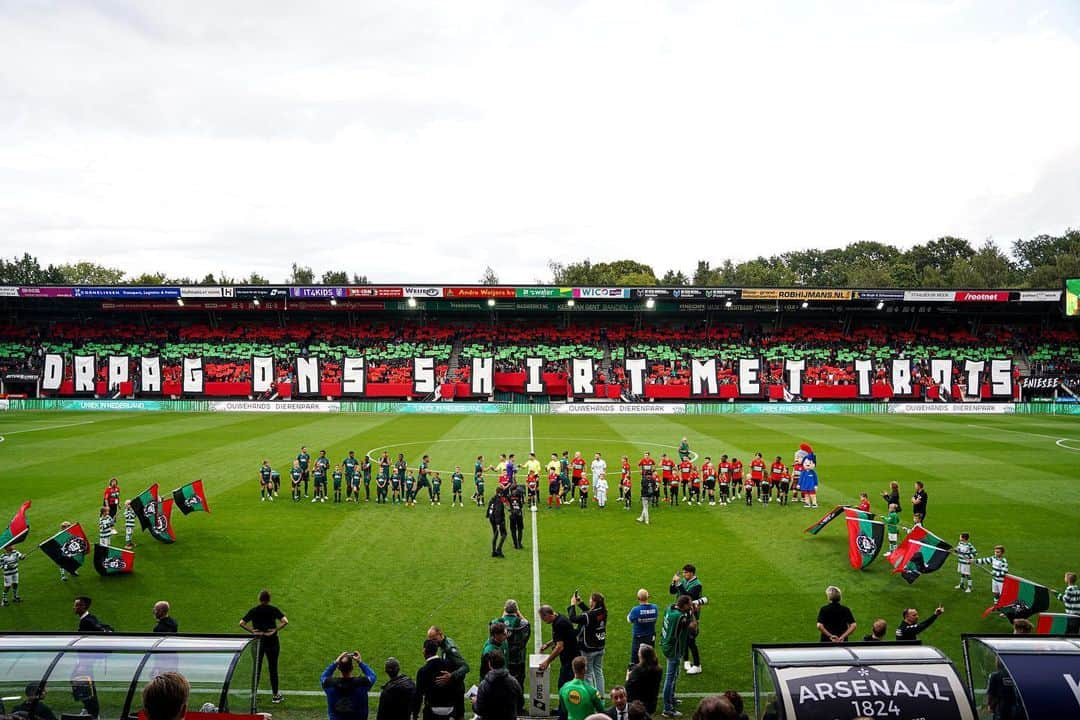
[625,663,662,715]
[415,657,459,718]
[376,675,416,720]
[568,602,607,651]
[474,668,522,720]
[78,613,109,632]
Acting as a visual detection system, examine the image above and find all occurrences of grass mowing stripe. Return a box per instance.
[529,414,543,653]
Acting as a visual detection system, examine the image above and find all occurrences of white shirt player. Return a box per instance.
[591,458,607,484]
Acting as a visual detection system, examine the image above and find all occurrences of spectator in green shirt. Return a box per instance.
[559,656,604,720]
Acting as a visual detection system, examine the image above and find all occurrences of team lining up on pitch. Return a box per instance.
[254,438,822,512]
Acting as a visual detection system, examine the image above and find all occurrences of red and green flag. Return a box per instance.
[172,480,211,515]
[130,484,161,532]
[886,526,952,583]
[38,523,90,574]
[149,498,176,544]
[984,574,1051,619]
[93,543,135,575]
[804,505,847,535]
[845,509,885,570]
[1034,613,1080,635]
[0,501,31,548]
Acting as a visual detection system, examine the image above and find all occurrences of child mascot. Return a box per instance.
[797,443,818,508]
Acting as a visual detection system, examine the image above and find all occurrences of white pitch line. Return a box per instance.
[0,420,95,442]
[530,415,542,653]
[966,423,1080,451]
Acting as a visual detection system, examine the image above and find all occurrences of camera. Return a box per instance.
[692,596,709,607]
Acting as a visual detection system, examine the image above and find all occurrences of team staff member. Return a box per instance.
[103,477,121,518]
[487,488,508,557]
[507,483,526,550]
[539,604,581,720]
[361,454,373,501]
[669,565,703,674]
[297,446,311,498]
[627,589,658,667]
[911,481,929,522]
[321,650,377,720]
[425,626,470,720]
[239,589,289,704]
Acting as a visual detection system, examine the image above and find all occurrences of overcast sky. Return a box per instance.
[2,0,1079,284]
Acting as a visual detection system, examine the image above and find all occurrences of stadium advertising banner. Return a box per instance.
[233,286,289,299]
[347,286,404,298]
[443,287,517,299]
[740,288,854,301]
[209,401,339,412]
[403,286,444,298]
[993,652,1080,719]
[903,290,955,302]
[773,664,974,720]
[179,287,236,298]
[954,290,1010,302]
[1066,278,1080,316]
[853,290,905,301]
[73,286,181,299]
[18,287,74,297]
[891,403,1015,414]
[289,286,346,299]
[572,287,631,299]
[0,287,18,297]
[516,287,573,298]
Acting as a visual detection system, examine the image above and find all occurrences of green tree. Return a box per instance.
[289,263,314,285]
[1012,229,1080,272]
[660,269,689,286]
[321,270,348,285]
[904,236,974,277]
[199,273,217,286]
[129,272,168,285]
[479,266,499,285]
[58,262,125,285]
[244,272,270,285]
[969,239,1017,287]
[549,259,657,285]
[0,253,64,284]
[351,274,371,285]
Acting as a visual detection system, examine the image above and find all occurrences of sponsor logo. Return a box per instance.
[209,401,340,413]
[632,288,671,298]
[890,403,1015,414]
[0,399,8,411]
[443,287,516,299]
[671,288,704,299]
[347,286,403,298]
[703,289,738,298]
[404,286,443,297]
[1018,290,1061,302]
[73,287,181,299]
[17,287,75,297]
[741,288,853,301]
[572,287,630,299]
[516,287,573,298]
[954,291,1009,302]
[552,403,686,414]
[180,287,225,298]
[0,287,18,297]
[853,290,905,301]
[289,287,346,298]
[902,290,954,302]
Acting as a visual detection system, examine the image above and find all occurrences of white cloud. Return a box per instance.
[1,0,1078,282]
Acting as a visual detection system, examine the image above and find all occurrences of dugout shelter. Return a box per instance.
[962,634,1080,720]
[0,632,259,719]
[751,642,976,720]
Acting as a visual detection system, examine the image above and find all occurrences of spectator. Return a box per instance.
[626,588,658,669]
[474,649,523,720]
[690,695,737,720]
[415,639,459,720]
[74,596,110,632]
[480,622,509,678]
[986,659,1021,720]
[722,691,748,720]
[12,683,56,720]
[862,619,887,642]
[895,606,944,640]
[1011,619,1034,635]
[142,671,189,720]
[376,658,415,720]
[569,591,608,695]
[321,650,377,720]
[153,601,178,633]
[660,595,696,718]
[627,700,649,720]
[603,686,629,720]
[239,589,289,704]
[492,599,530,714]
[815,587,856,643]
[625,644,662,716]
[559,656,604,720]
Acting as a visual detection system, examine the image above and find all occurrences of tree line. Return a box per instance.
[2,229,1077,288]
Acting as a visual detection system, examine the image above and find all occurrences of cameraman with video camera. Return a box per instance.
[668,565,704,675]
[321,649,377,720]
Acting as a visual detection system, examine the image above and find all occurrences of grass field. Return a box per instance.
[1,410,1078,717]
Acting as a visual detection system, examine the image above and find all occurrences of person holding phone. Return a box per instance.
[321,649,377,720]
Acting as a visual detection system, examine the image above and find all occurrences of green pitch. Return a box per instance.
[1,410,1078,716]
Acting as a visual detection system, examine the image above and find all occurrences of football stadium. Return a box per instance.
[1,279,1078,720]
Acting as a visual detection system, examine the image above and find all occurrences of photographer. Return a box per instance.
[569,591,608,696]
[321,650,377,720]
[660,595,699,718]
[669,565,704,674]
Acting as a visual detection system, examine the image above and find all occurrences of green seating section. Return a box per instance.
[460,343,602,362]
